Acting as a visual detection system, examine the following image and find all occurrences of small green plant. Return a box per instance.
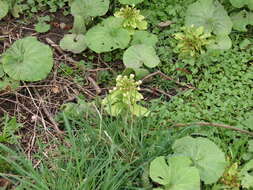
[102,74,148,117]
[220,162,241,189]
[0,114,22,144]
[174,25,213,57]
[59,0,110,53]
[34,16,51,33]
[114,5,147,34]
[149,136,227,189]
[185,0,232,51]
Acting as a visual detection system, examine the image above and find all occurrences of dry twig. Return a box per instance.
[142,71,195,89]
[174,122,253,136]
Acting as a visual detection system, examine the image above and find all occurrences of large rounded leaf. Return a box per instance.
[150,156,200,190]
[0,0,8,20]
[71,0,109,17]
[230,0,253,10]
[172,136,226,184]
[60,34,87,53]
[85,17,130,53]
[119,0,144,5]
[131,31,158,47]
[231,10,253,32]
[2,37,53,81]
[185,0,232,35]
[207,35,232,50]
[123,44,160,69]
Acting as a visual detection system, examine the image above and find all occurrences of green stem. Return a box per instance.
[73,15,86,34]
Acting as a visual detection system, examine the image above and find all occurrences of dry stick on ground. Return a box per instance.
[142,71,195,89]
[0,98,53,127]
[33,89,64,135]
[174,122,253,136]
[141,87,172,98]
[86,76,102,95]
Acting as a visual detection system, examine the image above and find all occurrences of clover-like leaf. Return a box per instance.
[123,44,160,72]
[230,0,253,10]
[118,0,144,5]
[0,0,8,20]
[131,31,158,47]
[85,17,131,53]
[150,156,200,190]
[71,0,109,17]
[240,160,253,188]
[185,0,232,35]
[231,10,253,32]
[172,136,226,184]
[60,34,87,53]
[2,37,53,82]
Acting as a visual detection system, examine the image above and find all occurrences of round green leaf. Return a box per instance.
[150,156,171,185]
[71,0,109,17]
[118,0,144,5]
[2,37,53,82]
[131,31,158,47]
[150,156,200,190]
[208,35,232,50]
[185,0,232,35]
[60,34,87,53]
[123,44,160,69]
[172,136,226,184]
[85,17,131,53]
[0,0,8,20]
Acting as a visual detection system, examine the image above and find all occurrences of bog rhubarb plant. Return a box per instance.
[174,25,213,57]
[102,74,148,117]
[114,6,147,33]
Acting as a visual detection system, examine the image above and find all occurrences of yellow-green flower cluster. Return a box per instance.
[114,6,147,33]
[174,25,213,57]
[102,74,148,117]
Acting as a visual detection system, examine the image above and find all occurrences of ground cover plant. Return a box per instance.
[0,0,252,189]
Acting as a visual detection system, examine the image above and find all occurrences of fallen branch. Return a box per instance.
[33,89,64,135]
[174,122,253,136]
[142,71,195,89]
[86,76,102,95]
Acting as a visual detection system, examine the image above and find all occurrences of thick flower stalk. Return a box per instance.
[102,74,148,117]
